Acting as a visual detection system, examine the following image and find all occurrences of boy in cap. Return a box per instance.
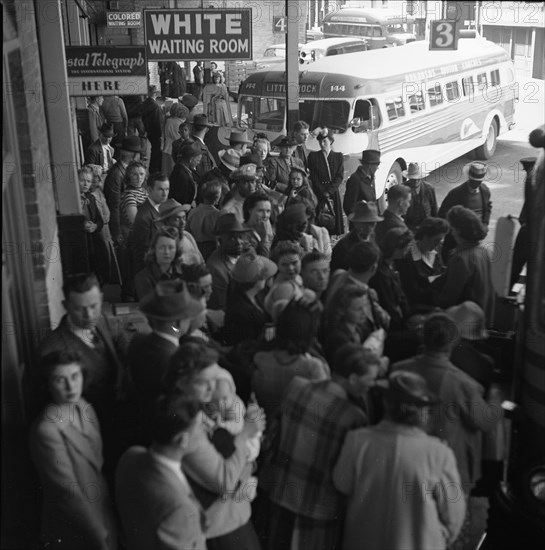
[343,149,381,216]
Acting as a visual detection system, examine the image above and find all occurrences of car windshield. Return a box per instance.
[386,23,408,33]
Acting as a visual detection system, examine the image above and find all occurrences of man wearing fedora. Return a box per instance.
[343,149,381,216]
[169,142,202,206]
[330,200,383,273]
[217,148,240,179]
[221,164,258,224]
[140,85,164,172]
[128,280,204,444]
[206,213,252,311]
[265,135,305,193]
[86,122,116,171]
[403,161,438,232]
[104,135,143,246]
[228,129,253,158]
[191,114,217,179]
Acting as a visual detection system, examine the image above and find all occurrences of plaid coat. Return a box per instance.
[260,376,367,522]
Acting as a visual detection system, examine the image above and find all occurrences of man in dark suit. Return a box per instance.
[140,85,164,172]
[343,149,381,216]
[373,184,411,247]
[40,273,128,484]
[116,395,207,550]
[169,142,202,206]
[128,280,205,445]
[191,114,217,179]
[403,161,438,232]
[291,120,310,170]
[85,122,115,170]
[130,172,170,273]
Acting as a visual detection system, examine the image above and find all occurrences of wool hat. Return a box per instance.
[192,114,213,127]
[229,130,252,145]
[157,199,191,221]
[180,93,198,109]
[121,136,143,153]
[99,123,115,137]
[289,165,307,177]
[348,200,384,223]
[218,148,241,171]
[467,162,487,181]
[446,301,489,341]
[232,250,278,283]
[139,280,204,321]
[213,213,252,235]
[360,149,381,164]
[405,162,423,179]
[376,371,438,406]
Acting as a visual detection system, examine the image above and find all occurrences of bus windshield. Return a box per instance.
[386,23,408,34]
[240,97,351,132]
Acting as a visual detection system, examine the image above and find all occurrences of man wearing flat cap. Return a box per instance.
[265,135,305,193]
[140,85,164,172]
[128,280,205,444]
[343,149,381,217]
[330,200,383,272]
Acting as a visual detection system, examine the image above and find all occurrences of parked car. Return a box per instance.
[298,37,369,64]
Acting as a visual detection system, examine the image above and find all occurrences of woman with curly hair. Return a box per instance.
[134,227,183,299]
[203,72,233,126]
[432,205,494,323]
[162,102,190,175]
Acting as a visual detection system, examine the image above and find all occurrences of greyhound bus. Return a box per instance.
[236,35,517,204]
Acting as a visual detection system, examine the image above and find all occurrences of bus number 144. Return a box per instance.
[330,85,346,92]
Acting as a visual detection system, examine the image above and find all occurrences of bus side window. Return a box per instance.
[490,69,500,86]
[477,72,487,91]
[445,81,460,102]
[408,92,425,112]
[462,77,475,97]
[386,97,405,121]
[373,26,382,37]
[427,84,443,107]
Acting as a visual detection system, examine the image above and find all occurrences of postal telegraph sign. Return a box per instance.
[144,9,252,61]
[66,46,147,96]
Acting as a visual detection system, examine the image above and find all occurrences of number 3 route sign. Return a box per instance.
[273,15,286,33]
[429,20,458,50]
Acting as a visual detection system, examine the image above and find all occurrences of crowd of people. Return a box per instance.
[32,88,508,550]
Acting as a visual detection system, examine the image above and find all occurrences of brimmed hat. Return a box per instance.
[361,149,381,164]
[192,114,213,127]
[229,130,252,145]
[218,148,240,171]
[99,123,114,137]
[467,162,487,181]
[405,162,423,179]
[157,199,191,221]
[377,371,438,406]
[213,213,252,235]
[277,136,298,147]
[348,200,384,223]
[446,301,488,341]
[289,165,307,177]
[148,85,159,95]
[232,164,257,180]
[232,250,278,283]
[240,153,264,169]
[180,142,202,160]
[121,136,143,153]
[139,280,204,321]
[180,93,198,109]
[315,128,334,143]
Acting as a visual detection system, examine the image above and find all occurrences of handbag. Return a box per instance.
[315,196,336,234]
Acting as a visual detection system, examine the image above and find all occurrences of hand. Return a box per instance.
[84,221,97,233]
[242,404,266,438]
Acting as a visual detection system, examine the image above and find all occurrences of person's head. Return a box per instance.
[212,71,222,84]
[243,192,271,224]
[446,205,487,244]
[78,166,94,194]
[316,129,334,152]
[181,263,213,303]
[380,228,413,261]
[148,173,170,204]
[277,136,297,158]
[62,273,102,330]
[292,120,310,145]
[170,102,189,121]
[277,203,310,239]
[180,143,203,170]
[229,130,252,154]
[422,312,460,354]
[200,179,222,206]
[379,370,437,427]
[85,164,104,191]
[271,240,303,281]
[184,282,208,332]
[404,162,424,187]
[88,95,104,107]
[210,62,218,71]
[192,114,213,135]
[387,184,412,215]
[466,161,487,190]
[120,136,143,162]
[446,301,488,342]
[41,350,86,405]
[414,217,449,253]
[157,199,191,234]
[301,252,330,295]
[125,160,147,189]
[253,138,270,161]
[289,195,316,225]
[214,213,249,256]
[231,249,278,294]
[360,149,381,176]
[164,342,220,403]
[98,122,114,146]
[209,377,236,414]
[148,85,159,99]
[289,166,308,189]
[333,343,382,396]
[150,394,201,453]
[347,241,380,277]
[275,299,320,355]
[234,165,257,198]
[145,227,180,268]
[348,201,383,241]
[178,121,191,142]
[329,283,368,328]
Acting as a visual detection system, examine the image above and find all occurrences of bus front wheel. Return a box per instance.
[474,119,498,160]
[378,162,403,212]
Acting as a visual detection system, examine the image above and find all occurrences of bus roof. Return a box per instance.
[239,38,511,99]
[324,7,415,24]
